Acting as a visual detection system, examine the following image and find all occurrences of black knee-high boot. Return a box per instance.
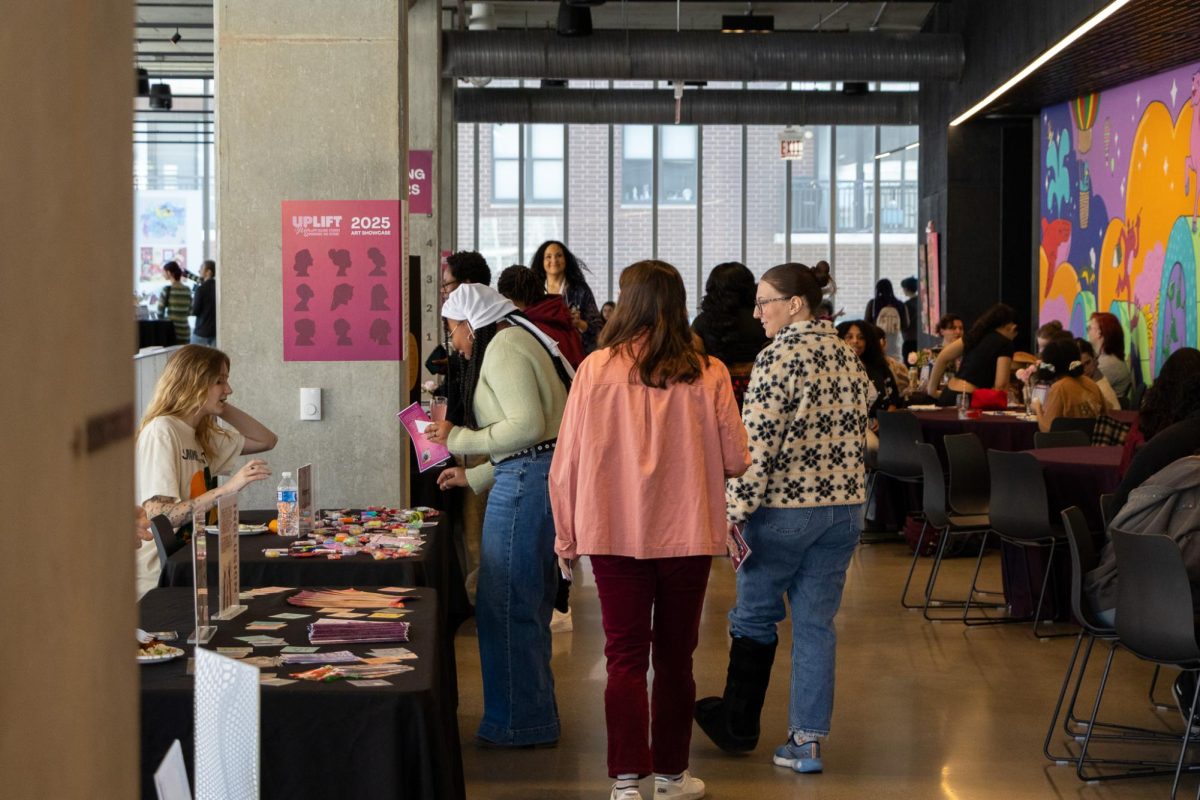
[694,636,777,753]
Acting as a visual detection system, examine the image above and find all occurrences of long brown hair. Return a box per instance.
[598,260,705,387]
[136,344,233,458]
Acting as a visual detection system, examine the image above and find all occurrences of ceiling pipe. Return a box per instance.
[454,88,918,125]
[443,29,962,82]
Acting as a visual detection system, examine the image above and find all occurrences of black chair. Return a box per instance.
[1035,430,1091,449]
[1100,493,1117,533]
[1131,382,1147,412]
[944,433,990,518]
[864,411,924,542]
[1044,508,1179,777]
[962,450,1071,637]
[900,444,996,618]
[1080,530,1200,796]
[1050,416,1096,443]
[149,514,185,574]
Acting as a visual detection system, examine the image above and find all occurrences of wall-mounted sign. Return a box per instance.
[408,150,433,215]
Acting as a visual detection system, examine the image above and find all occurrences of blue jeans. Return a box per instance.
[190,334,215,346]
[729,504,862,740]
[475,449,560,745]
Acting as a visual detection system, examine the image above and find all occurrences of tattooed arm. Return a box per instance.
[141,459,273,527]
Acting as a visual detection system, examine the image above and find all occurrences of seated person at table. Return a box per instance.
[1035,320,1064,352]
[1112,348,1200,509]
[1029,337,1103,434]
[135,345,278,599]
[878,328,910,398]
[1075,338,1121,412]
[1088,311,1134,407]
[927,303,1018,406]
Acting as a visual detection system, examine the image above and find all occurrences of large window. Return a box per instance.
[492,124,564,205]
[621,125,697,206]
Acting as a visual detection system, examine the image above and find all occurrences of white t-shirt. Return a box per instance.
[134,416,245,598]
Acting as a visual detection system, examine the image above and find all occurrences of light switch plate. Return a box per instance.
[300,387,321,421]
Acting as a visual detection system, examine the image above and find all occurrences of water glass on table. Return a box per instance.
[430,396,448,423]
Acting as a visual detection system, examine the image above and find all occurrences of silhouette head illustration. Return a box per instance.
[294,283,314,311]
[367,247,387,276]
[294,318,316,346]
[369,318,392,345]
[333,318,353,346]
[330,283,354,310]
[370,284,390,311]
[329,248,352,276]
[293,249,313,277]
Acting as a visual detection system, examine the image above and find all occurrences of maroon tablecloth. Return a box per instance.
[913,409,1137,461]
[1028,445,1123,530]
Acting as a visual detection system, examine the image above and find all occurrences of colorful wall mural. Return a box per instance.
[1039,61,1200,386]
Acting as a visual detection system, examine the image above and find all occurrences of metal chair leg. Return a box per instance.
[1031,541,1075,639]
[900,520,931,609]
[1045,631,1087,764]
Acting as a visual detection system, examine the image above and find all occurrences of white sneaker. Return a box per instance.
[653,771,705,799]
[551,607,573,633]
[610,785,642,800]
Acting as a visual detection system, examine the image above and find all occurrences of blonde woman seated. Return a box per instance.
[135,345,278,598]
[1030,337,1104,433]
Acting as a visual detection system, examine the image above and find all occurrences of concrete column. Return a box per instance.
[217,1,408,507]
[409,0,445,380]
[0,3,137,796]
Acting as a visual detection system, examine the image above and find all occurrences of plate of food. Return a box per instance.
[138,639,185,664]
[204,523,270,536]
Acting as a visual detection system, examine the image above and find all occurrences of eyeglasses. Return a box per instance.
[754,296,793,312]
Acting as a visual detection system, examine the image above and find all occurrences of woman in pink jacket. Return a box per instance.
[550,260,750,800]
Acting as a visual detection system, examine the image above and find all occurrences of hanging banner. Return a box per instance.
[408,150,433,215]
[282,200,404,362]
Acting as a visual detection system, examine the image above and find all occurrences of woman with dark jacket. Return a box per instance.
[531,240,604,355]
[926,303,1019,407]
[692,262,769,409]
[837,320,902,419]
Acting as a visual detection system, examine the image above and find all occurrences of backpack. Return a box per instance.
[875,304,902,337]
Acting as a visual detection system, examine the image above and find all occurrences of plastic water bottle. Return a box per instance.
[956,390,971,420]
[277,472,299,538]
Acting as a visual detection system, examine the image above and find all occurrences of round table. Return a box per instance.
[1028,445,1123,530]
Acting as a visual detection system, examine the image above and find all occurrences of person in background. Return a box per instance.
[551,260,749,800]
[1088,311,1134,406]
[692,262,769,410]
[158,261,193,344]
[1115,347,1200,487]
[927,303,1019,407]
[1075,338,1121,412]
[936,314,964,347]
[436,250,492,604]
[838,320,901,421]
[900,276,919,360]
[878,327,911,399]
[135,345,277,599]
[531,240,604,354]
[1036,320,1064,353]
[1029,336,1104,433]
[190,260,216,346]
[697,261,870,777]
[863,278,908,358]
[495,264,583,634]
[497,265,585,369]
[427,283,570,748]
[601,301,616,324]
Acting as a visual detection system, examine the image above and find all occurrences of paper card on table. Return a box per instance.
[729,523,751,572]
[378,587,414,594]
[260,677,297,687]
[242,656,283,669]
[281,646,319,654]
[216,647,253,658]
[246,622,286,630]
[362,656,403,664]
[317,607,343,614]
[398,402,452,473]
[270,613,309,620]
[329,612,367,619]
[368,647,417,659]
[235,635,287,646]
[369,612,405,619]
[348,679,392,687]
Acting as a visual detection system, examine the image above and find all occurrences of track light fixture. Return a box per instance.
[721,14,773,33]
[556,1,593,36]
[170,28,182,45]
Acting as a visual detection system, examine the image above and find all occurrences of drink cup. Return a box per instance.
[430,396,448,422]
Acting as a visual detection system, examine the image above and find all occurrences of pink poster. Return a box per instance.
[408,150,432,215]
[282,200,404,362]
[397,402,451,472]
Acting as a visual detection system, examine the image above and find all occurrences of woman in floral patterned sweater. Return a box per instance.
[695,261,871,776]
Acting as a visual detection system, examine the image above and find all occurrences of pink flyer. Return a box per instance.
[282,200,403,362]
[397,402,451,473]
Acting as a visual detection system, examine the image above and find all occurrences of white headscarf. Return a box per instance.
[442,283,576,380]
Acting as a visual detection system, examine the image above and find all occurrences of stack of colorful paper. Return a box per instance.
[308,618,411,645]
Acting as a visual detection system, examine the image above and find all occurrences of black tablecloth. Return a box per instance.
[139,587,463,800]
[1029,445,1123,530]
[138,319,178,349]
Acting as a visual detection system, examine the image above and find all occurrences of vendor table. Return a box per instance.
[138,587,463,800]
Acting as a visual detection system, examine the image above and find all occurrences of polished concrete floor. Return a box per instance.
[455,541,1195,798]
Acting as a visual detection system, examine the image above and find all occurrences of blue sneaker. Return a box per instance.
[773,739,823,774]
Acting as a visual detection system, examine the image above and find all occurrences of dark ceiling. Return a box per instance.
[978,0,1200,117]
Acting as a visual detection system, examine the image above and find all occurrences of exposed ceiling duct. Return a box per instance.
[454,88,919,125]
[443,30,962,82]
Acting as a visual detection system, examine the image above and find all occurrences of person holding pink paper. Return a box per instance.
[550,260,749,800]
[425,283,572,748]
